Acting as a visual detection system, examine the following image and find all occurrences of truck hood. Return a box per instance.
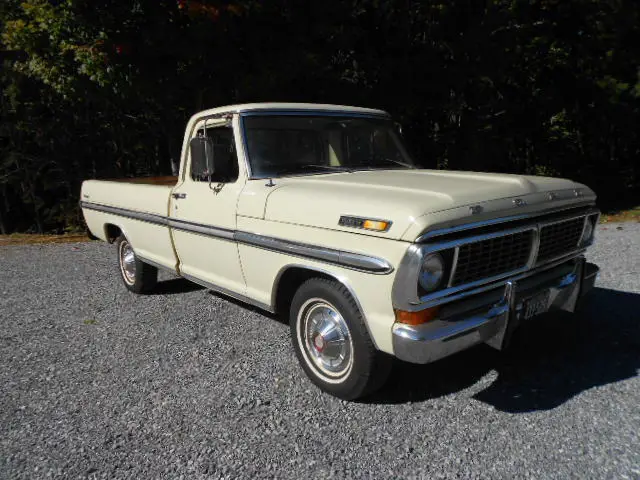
[262,169,597,241]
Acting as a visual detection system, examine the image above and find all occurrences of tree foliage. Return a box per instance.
[1,0,639,233]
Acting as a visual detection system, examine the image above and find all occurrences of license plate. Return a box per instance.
[523,290,550,320]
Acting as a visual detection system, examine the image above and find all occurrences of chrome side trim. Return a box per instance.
[338,250,393,273]
[416,204,598,242]
[235,231,338,263]
[181,273,274,313]
[81,201,393,274]
[235,232,393,274]
[81,201,168,227]
[168,218,235,241]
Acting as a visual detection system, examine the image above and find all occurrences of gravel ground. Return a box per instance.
[1,223,639,479]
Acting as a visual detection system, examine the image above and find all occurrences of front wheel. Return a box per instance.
[116,234,158,294]
[290,278,391,400]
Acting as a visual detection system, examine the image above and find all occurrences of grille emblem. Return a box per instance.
[547,192,558,201]
[469,205,483,215]
[574,189,584,197]
[513,198,527,207]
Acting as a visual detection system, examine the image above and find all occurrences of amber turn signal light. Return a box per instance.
[362,219,390,231]
[394,307,440,326]
[338,216,391,232]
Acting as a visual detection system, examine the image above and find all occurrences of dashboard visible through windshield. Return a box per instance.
[242,114,416,178]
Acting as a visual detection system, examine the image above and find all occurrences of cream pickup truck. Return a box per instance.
[81,103,600,399]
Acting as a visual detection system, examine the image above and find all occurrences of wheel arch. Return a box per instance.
[271,264,378,349]
[104,223,124,244]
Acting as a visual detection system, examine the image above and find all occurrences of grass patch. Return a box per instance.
[0,233,90,246]
[600,205,640,223]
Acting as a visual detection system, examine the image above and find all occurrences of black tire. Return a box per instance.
[290,277,391,400]
[115,234,158,294]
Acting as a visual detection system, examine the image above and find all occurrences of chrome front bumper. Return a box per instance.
[392,258,599,364]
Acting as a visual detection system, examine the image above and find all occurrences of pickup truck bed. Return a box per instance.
[82,178,176,271]
[108,176,178,186]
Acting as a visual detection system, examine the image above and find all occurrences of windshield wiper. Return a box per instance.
[268,164,353,177]
[299,164,354,173]
[372,157,416,169]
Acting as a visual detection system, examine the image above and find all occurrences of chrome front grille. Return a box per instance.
[536,217,585,263]
[451,230,534,286]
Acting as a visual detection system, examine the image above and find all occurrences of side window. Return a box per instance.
[191,126,239,183]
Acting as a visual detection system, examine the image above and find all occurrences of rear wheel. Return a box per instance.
[290,277,391,400]
[116,234,157,294]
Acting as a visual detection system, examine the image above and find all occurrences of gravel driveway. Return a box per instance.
[1,223,639,479]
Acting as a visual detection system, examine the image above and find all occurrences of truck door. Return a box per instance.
[169,118,246,295]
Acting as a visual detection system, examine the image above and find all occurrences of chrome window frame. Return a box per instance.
[392,207,600,311]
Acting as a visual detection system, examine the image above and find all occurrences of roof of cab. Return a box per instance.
[192,102,390,119]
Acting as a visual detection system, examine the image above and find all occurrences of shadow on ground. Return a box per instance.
[367,287,640,412]
[205,290,289,324]
[149,278,205,295]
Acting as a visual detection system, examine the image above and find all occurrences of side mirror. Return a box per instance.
[190,136,215,177]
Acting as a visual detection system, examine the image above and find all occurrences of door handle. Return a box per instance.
[172,192,187,199]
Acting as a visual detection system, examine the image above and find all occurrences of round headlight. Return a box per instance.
[581,219,595,246]
[419,253,445,292]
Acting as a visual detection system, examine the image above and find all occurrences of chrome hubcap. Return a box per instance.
[119,240,136,284]
[300,300,353,379]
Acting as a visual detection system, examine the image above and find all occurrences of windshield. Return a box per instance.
[242,114,416,178]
